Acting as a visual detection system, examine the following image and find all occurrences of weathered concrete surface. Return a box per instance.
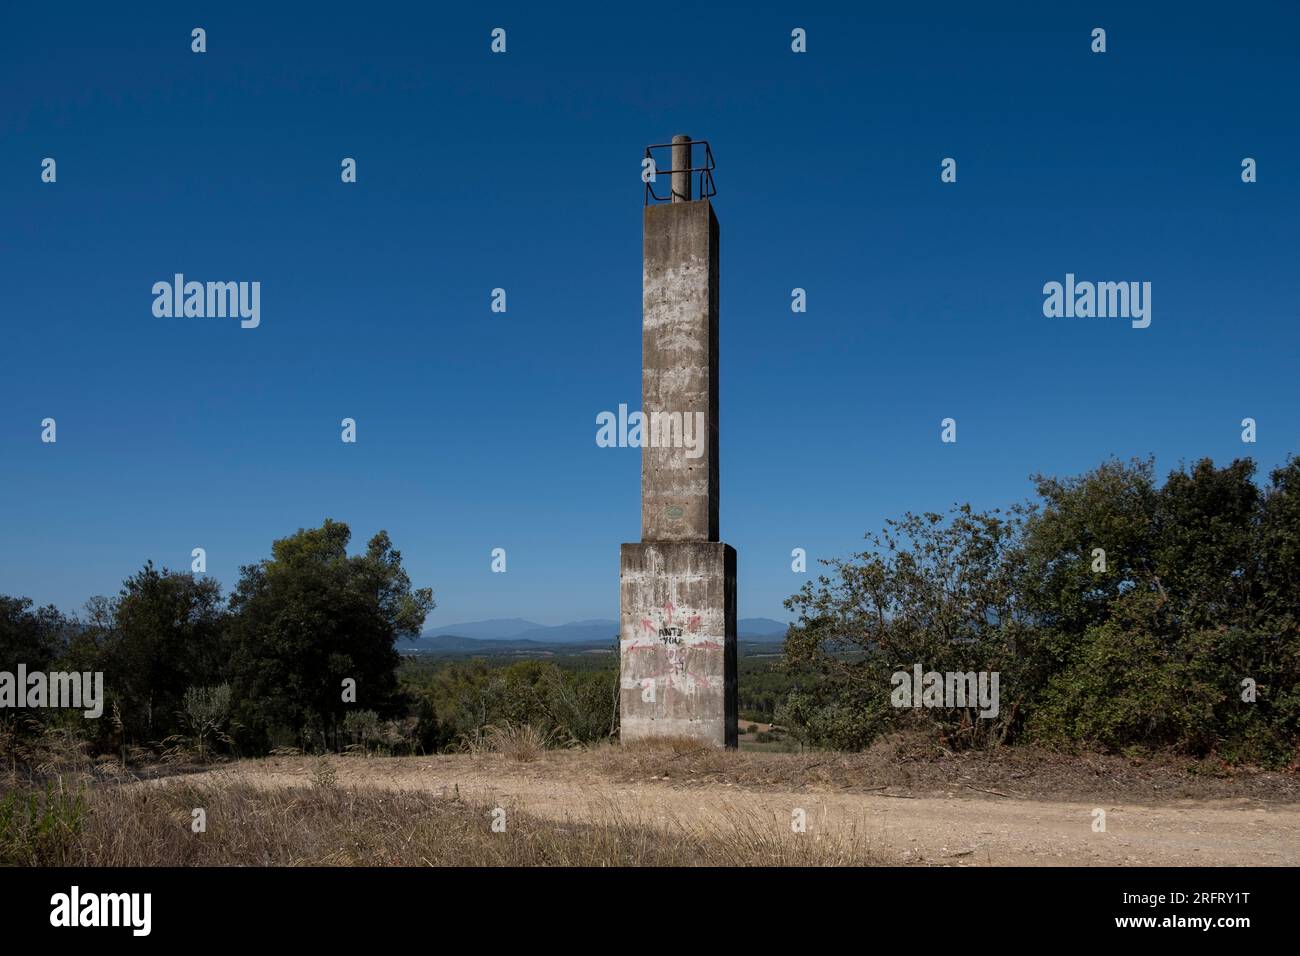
[640,199,719,542]
[622,158,734,749]
[619,541,737,747]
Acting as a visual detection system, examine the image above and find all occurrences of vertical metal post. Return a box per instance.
[671,134,692,202]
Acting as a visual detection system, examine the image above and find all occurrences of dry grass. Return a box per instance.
[7,740,1295,867]
[618,734,713,757]
[5,725,1296,868]
[1,775,879,867]
[467,722,561,763]
[1,716,103,783]
[556,731,1300,803]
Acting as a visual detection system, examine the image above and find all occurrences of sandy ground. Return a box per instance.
[174,754,1300,866]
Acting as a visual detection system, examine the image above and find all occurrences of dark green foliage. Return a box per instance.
[226,520,434,751]
[738,652,797,723]
[2,519,433,760]
[101,563,229,744]
[784,456,1300,764]
[783,504,1026,750]
[1,570,227,750]
[0,597,69,678]
[1022,458,1299,763]
[400,656,617,748]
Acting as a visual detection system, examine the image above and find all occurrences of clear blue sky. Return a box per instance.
[2,2,1297,627]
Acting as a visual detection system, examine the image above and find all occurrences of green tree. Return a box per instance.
[1021,457,1294,760]
[180,684,233,760]
[100,563,228,745]
[226,519,433,751]
[783,455,1300,763]
[783,504,1027,749]
[0,597,70,675]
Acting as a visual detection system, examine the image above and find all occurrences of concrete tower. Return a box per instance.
[619,135,737,748]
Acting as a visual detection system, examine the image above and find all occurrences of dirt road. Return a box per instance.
[181,754,1300,866]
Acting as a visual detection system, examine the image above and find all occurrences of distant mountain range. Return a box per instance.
[416,616,789,646]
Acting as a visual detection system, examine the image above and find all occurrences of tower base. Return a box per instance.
[619,541,737,748]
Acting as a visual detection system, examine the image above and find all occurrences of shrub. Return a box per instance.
[782,456,1300,764]
[0,783,87,866]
